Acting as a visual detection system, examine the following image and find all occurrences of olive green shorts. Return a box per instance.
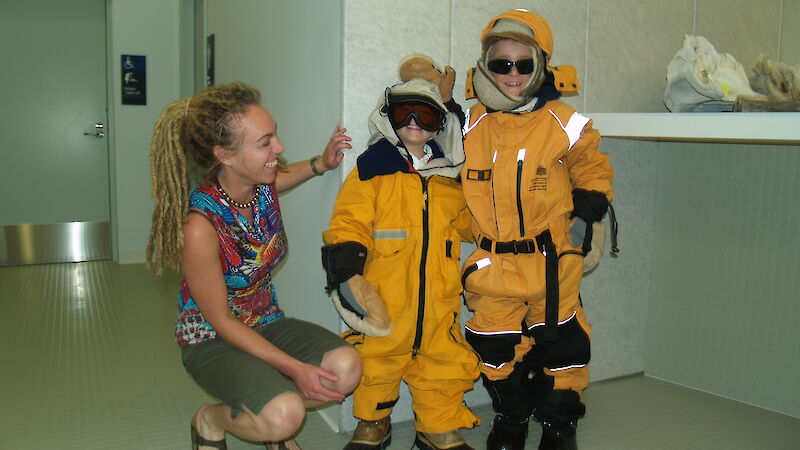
[181,317,349,419]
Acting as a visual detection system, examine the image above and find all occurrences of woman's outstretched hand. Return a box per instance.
[319,124,352,173]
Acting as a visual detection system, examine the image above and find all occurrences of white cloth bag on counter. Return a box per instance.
[664,35,761,112]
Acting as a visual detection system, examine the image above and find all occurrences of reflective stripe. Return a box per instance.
[373,229,406,239]
[548,363,587,372]
[461,257,491,287]
[465,325,521,336]
[517,148,526,161]
[527,311,577,330]
[548,110,590,150]
[464,111,488,135]
[483,361,508,370]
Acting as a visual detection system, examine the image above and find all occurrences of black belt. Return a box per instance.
[476,231,559,342]
[479,237,537,254]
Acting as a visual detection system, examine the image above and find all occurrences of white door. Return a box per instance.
[0,0,110,265]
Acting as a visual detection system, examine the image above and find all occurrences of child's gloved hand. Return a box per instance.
[438,66,456,103]
[571,188,609,223]
[335,274,392,337]
[569,217,605,274]
[398,54,454,102]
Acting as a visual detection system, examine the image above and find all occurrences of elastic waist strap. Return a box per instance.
[479,238,535,254]
[478,230,554,255]
[476,231,559,342]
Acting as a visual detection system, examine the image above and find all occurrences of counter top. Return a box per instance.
[590,112,800,144]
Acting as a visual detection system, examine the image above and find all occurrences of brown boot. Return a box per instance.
[343,416,391,450]
[414,429,474,450]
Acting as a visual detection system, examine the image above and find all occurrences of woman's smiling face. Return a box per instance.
[221,105,285,186]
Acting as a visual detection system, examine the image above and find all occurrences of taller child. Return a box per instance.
[460,9,614,450]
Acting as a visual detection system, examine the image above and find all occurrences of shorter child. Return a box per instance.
[321,56,480,450]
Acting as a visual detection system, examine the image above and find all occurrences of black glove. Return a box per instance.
[571,189,609,224]
[321,242,367,293]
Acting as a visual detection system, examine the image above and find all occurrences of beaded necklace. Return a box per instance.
[216,182,256,209]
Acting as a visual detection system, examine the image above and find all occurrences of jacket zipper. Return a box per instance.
[412,176,429,358]
[491,150,499,231]
[516,149,526,237]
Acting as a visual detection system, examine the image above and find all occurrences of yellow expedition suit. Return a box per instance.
[462,8,615,447]
[324,154,480,433]
[461,100,613,418]
[323,78,480,435]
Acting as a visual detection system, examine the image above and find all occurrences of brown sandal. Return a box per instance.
[190,405,227,450]
[191,423,227,449]
[266,438,301,450]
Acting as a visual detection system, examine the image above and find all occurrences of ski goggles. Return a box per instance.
[487,58,535,75]
[388,101,444,132]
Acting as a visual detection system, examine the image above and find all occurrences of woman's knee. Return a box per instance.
[252,392,306,440]
[322,345,362,391]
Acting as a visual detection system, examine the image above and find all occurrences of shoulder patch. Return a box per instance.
[466,168,492,181]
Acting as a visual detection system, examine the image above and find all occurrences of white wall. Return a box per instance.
[204,0,343,337]
[107,0,191,264]
[204,0,345,430]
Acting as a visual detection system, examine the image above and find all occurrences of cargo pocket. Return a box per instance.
[440,238,463,298]
[464,327,521,371]
[372,228,411,258]
[529,312,590,371]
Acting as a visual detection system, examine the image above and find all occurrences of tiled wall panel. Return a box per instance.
[340,0,451,178]
[646,142,800,417]
[780,0,800,64]
[582,138,658,382]
[585,0,694,112]
[695,0,783,76]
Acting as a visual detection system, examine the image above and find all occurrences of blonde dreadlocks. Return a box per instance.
[146,82,261,276]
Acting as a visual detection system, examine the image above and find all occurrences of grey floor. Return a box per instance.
[1,261,798,449]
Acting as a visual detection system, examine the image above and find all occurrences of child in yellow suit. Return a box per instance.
[461,9,615,450]
[321,55,480,450]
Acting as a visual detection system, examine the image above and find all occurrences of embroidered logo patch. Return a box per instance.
[529,167,547,191]
[467,169,492,181]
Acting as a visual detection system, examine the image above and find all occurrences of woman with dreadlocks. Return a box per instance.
[147,82,361,450]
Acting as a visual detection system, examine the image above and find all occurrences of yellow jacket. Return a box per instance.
[462,101,613,249]
[324,139,475,363]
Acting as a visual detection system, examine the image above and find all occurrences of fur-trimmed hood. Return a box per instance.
[366,78,464,179]
[465,9,580,111]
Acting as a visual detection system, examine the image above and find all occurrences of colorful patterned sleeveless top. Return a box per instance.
[176,183,288,346]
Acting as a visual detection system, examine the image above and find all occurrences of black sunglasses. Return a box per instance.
[487,58,535,75]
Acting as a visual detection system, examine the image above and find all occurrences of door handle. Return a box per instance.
[83,123,105,138]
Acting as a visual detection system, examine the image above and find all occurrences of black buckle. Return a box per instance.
[479,237,493,252]
[511,240,535,255]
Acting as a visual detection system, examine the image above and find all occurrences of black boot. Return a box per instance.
[481,364,534,450]
[486,414,529,450]
[537,421,577,450]
[533,390,583,450]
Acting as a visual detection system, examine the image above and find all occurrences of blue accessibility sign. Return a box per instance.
[121,55,146,105]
